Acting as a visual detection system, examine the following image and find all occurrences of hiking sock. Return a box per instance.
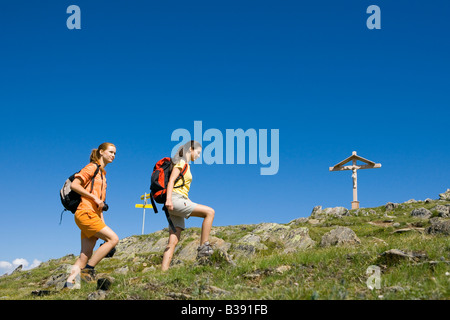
[84,264,95,270]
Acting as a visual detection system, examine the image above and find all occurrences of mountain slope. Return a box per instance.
[1,191,449,300]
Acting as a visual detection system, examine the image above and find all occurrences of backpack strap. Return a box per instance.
[173,163,188,189]
[89,164,101,193]
[163,205,177,233]
[149,192,158,214]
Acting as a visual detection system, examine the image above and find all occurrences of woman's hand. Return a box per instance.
[165,200,173,211]
[93,196,105,211]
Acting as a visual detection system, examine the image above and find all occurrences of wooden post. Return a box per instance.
[329,151,381,209]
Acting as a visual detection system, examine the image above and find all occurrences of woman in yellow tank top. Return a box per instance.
[162,140,216,271]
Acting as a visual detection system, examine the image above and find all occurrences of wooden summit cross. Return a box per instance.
[329,151,381,209]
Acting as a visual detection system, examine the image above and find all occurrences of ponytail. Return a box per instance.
[90,142,115,170]
[90,148,101,164]
[172,140,202,164]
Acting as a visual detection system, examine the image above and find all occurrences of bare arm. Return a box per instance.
[165,166,181,211]
[71,177,105,211]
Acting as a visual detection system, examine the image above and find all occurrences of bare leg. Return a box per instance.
[87,226,119,267]
[67,236,97,283]
[161,227,182,271]
[190,204,215,245]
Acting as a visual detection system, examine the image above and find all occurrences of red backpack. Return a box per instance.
[149,157,188,233]
[150,157,188,204]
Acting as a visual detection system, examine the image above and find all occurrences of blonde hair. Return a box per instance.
[90,142,115,169]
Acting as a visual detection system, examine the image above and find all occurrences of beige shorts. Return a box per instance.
[168,192,198,230]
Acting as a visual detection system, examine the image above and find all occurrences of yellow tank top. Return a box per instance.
[173,159,192,199]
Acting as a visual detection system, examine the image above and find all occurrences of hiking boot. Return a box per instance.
[80,268,96,282]
[197,241,214,258]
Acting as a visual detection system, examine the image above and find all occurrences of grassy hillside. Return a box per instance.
[1,197,449,300]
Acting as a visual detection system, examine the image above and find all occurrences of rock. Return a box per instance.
[177,240,201,261]
[205,285,231,297]
[233,244,257,257]
[311,206,349,219]
[289,217,309,225]
[320,226,361,247]
[237,234,267,251]
[385,202,399,211]
[379,249,428,265]
[368,220,393,228]
[115,235,169,259]
[410,207,432,219]
[31,290,54,297]
[434,205,450,218]
[275,265,291,274]
[310,206,323,218]
[97,276,115,291]
[253,223,290,244]
[166,292,193,300]
[392,227,424,234]
[44,273,68,290]
[253,223,290,236]
[426,218,450,235]
[11,265,23,275]
[114,266,129,275]
[177,236,231,262]
[439,189,450,201]
[242,269,269,280]
[233,233,267,258]
[282,227,316,253]
[308,219,320,225]
[87,290,107,300]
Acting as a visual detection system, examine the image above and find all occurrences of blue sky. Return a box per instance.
[1,1,449,274]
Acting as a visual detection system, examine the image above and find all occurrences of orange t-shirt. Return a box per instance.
[74,163,107,214]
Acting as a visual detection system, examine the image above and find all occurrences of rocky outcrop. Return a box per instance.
[378,249,428,265]
[434,205,450,218]
[411,207,432,219]
[385,202,399,211]
[320,226,361,247]
[426,218,450,235]
[439,189,450,201]
[311,206,349,219]
[234,223,316,257]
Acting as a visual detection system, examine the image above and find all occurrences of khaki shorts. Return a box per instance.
[168,192,198,230]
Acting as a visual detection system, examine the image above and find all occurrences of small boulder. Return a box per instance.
[97,276,115,291]
[411,207,432,219]
[43,273,68,290]
[320,226,360,247]
[283,227,316,253]
[378,249,428,265]
[434,205,450,218]
[426,218,450,235]
[385,202,399,211]
[87,290,107,300]
[310,206,323,218]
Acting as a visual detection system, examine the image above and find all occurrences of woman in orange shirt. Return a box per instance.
[65,142,119,289]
